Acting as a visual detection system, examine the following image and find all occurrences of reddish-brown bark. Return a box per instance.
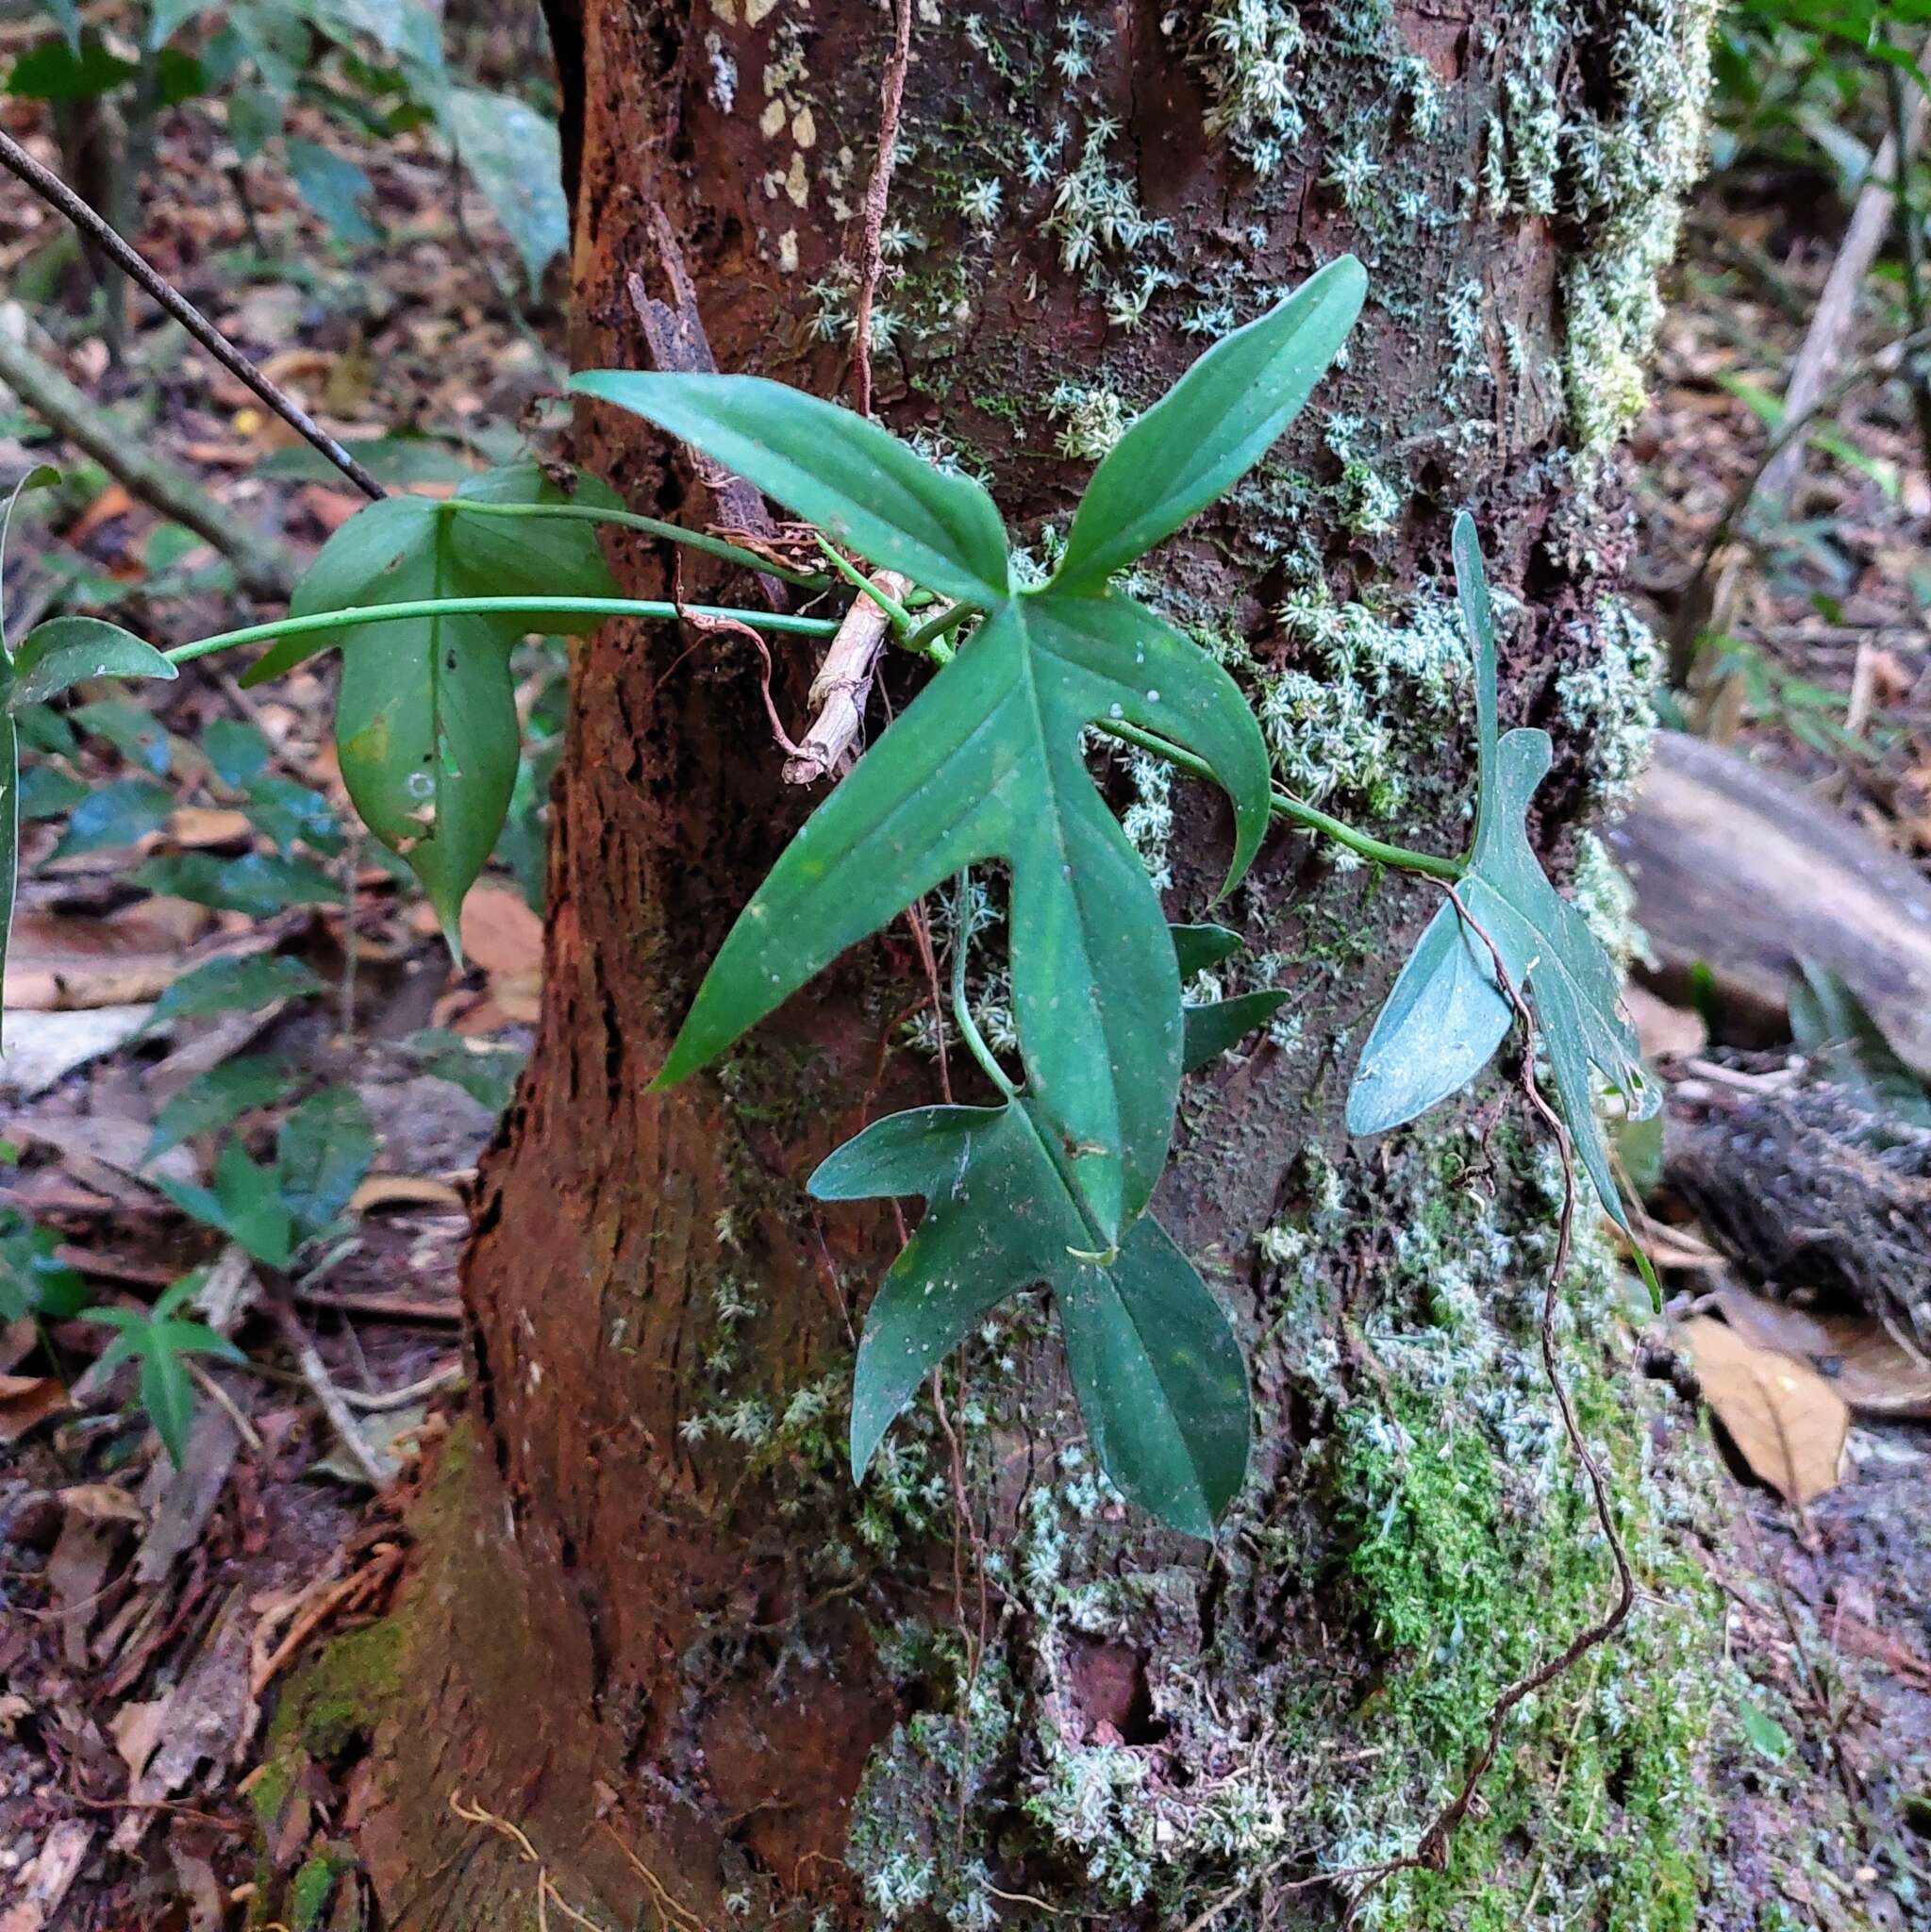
[354,3,1692,1924]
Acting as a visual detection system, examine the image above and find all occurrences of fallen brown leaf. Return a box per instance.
[1705,1283,1931,1421]
[59,1482,149,1525]
[4,897,211,1010]
[1625,981,1706,1059]
[65,480,135,546]
[458,885,543,979]
[1678,1313,1850,1506]
[349,1174,467,1214]
[0,1373,71,1441]
[166,806,254,849]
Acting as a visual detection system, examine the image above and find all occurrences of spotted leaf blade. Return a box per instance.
[810,1098,1250,1537]
[657,592,1270,1241]
[244,464,621,947]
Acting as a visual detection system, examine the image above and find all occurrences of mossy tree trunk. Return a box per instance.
[359,3,1723,1926]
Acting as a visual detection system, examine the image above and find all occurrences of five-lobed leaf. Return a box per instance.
[569,370,1011,607]
[810,1100,1250,1537]
[1346,513,1656,1225]
[654,591,1271,1240]
[1051,258,1367,594]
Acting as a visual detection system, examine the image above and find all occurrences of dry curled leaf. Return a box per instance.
[1678,1313,1849,1506]
[1706,1283,1931,1421]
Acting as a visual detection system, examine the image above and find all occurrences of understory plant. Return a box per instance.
[1,254,1656,1533]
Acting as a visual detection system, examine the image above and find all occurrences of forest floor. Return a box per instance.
[3,77,1931,1932]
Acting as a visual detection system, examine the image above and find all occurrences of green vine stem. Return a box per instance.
[435,497,836,591]
[160,595,843,669]
[949,870,1018,1102]
[813,536,918,631]
[1105,718,1464,882]
[890,602,1462,883]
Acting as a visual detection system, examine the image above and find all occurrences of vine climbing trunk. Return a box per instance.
[356,3,1725,1925]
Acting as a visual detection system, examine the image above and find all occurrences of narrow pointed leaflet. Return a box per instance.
[811,1101,1251,1538]
[240,462,623,947]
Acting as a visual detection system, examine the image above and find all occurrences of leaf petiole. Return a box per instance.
[160,595,844,669]
[441,496,837,591]
[813,536,918,632]
[949,871,1017,1102]
[1101,717,1462,882]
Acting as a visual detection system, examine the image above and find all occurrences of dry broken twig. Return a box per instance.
[849,0,913,420]
[782,569,910,782]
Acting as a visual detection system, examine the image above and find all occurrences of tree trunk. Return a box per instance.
[356,3,1723,1925]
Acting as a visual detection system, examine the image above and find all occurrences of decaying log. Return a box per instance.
[1666,1058,1931,1351]
[1609,729,1931,1076]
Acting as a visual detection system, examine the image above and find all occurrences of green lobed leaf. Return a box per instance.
[141,954,325,1033]
[8,616,178,710]
[82,1278,242,1465]
[135,853,340,917]
[18,762,86,821]
[242,463,620,945]
[439,86,568,289]
[0,463,60,659]
[146,1056,294,1160]
[203,717,272,788]
[243,776,341,857]
[158,1138,296,1269]
[656,591,1270,1239]
[1171,923,1286,1071]
[810,1100,1250,1536]
[48,775,175,861]
[0,467,55,1045]
[1788,958,1931,1127]
[568,371,1011,606]
[6,34,137,100]
[1346,517,1656,1226]
[1051,258,1367,594]
[287,139,379,245]
[276,1086,375,1236]
[404,1027,524,1111]
[1182,990,1289,1072]
[0,1208,89,1323]
[1170,924,1243,980]
[72,697,171,774]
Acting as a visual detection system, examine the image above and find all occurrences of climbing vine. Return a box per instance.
[0,255,1658,1535]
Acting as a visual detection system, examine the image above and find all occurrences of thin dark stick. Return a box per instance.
[0,127,387,501]
[1408,884,1637,1865]
[849,0,913,419]
[1187,890,1639,1929]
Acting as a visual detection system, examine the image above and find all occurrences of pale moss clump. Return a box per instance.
[1045,378,1130,460]
[1250,578,1468,815]
[1556,595,1662,813]
[1556,0,1719,450]
[1197,0,1307,175]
